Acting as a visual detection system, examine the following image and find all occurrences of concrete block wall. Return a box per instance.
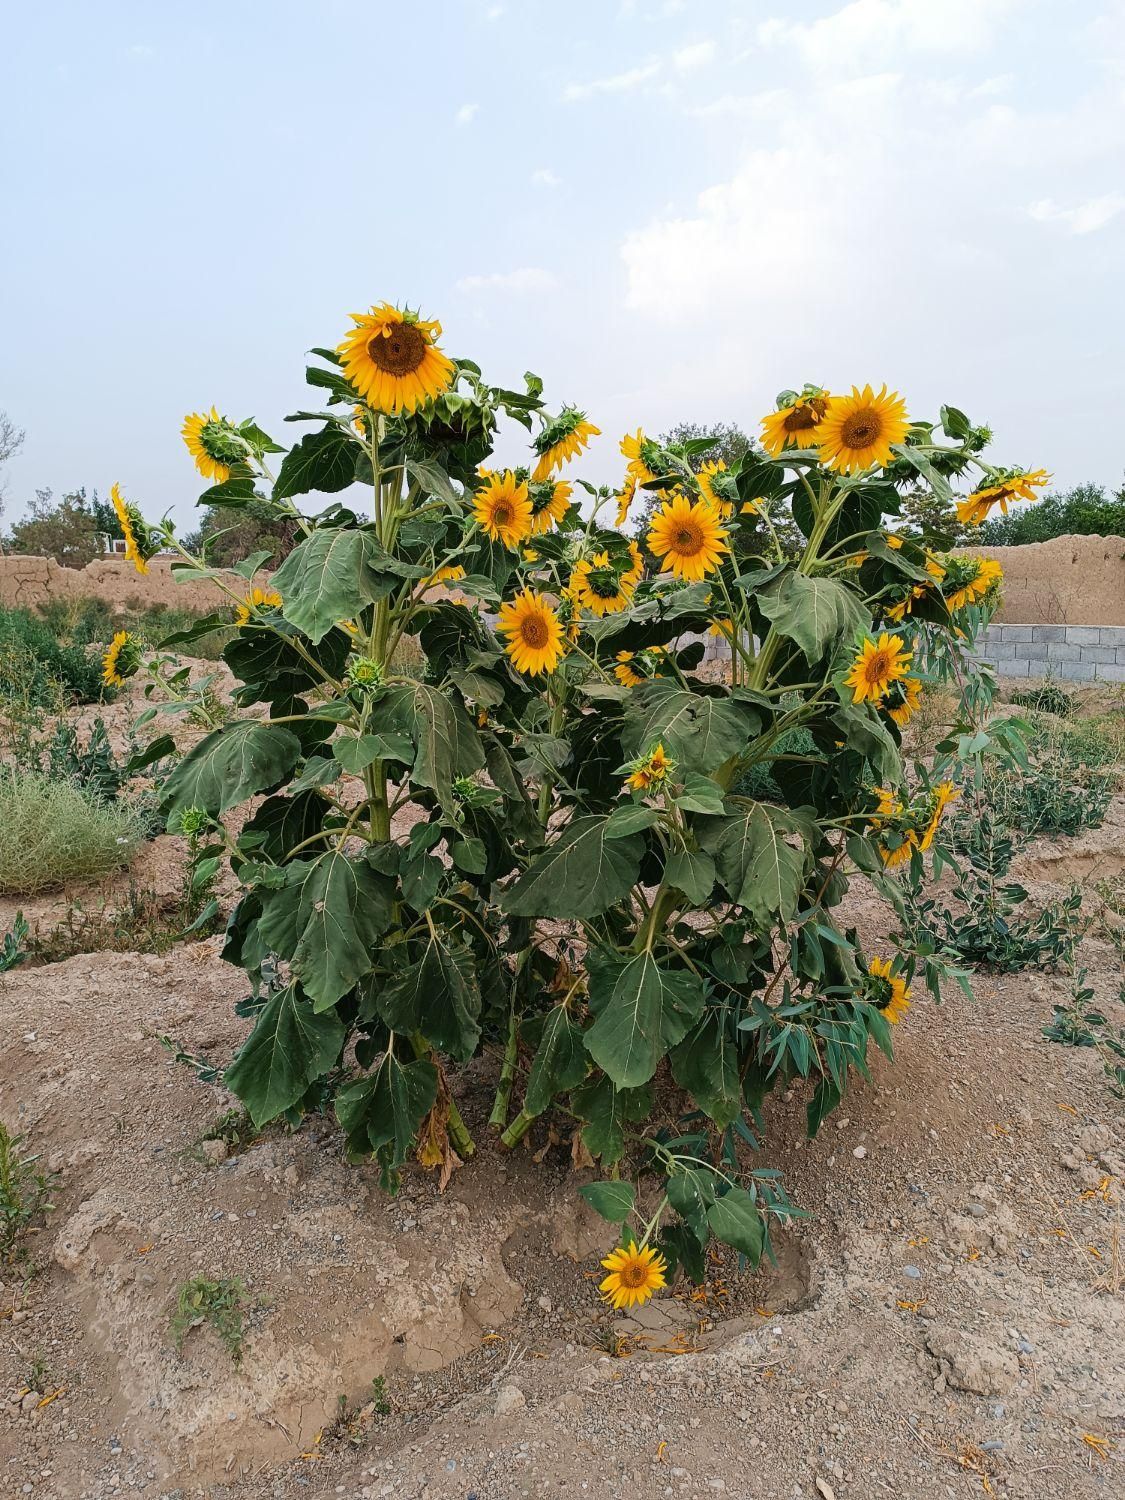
[974,623,1125,682]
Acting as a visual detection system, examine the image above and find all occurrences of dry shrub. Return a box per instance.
[0,770,143,895]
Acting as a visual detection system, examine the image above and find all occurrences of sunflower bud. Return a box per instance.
[347,656,384,691]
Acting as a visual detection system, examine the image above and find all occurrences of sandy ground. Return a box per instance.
[1,677,1123,1500]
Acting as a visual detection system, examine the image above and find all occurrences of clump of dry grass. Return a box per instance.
[0,770,142,895]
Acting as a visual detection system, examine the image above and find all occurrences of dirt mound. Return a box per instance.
[3,838,1124,1499]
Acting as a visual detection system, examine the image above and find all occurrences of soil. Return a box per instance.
[2,678,1124,1500]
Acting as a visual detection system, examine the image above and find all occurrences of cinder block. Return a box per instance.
[1095,663,1125,682]
[1014,642,1049,660]
[1043,643,1082,662]
[1032,625,1067,642]
[1080,645,1118,664]
[1064,626,1101,645]
[988,641,1017,660]
[1000,625,1034,642]
[996,659,1030,678]
[1054,661,1096,681]
[1099,628,1125,646]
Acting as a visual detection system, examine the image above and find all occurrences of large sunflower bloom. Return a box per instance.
[868,956,911,1025]
[337,304,454,416]
[181,407,245,484]
[570,550,637,617]
[818,385,909,474]
[528,479,573,535]
[532,407,600,482]
[497,589,565,675]
[845,633,913,705]
[472,471,534,548]
[647,493,728,582]
[760,391,829,456]
[599,1240,668,1311]
[956,468,1050,527]
[102,630,142,689]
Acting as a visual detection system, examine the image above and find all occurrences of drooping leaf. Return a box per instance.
[256,850,394,1010]
[240,791,329,864]
[161,721,302,817]
[571,1074,652,1165]
[584,951,706,1088]
[665,847,717,905]
[273,425,360,500]
[699,802,814,925]
[755,572,870,664]
[621,679,760,772]
[579,1180,636,1223]
[374,926,482,1061]
[372,681,486,813]
[501,816,644,920]
[670,1013,741,1127]
[332,731,414,774]
[523,1004,589,1115]
[335,1053,438,1176]
[224,983,345,1127]
[272,526,396,643]
[707,1185,765,1264]
[666,1165,718,1243]
[830,703,902,783]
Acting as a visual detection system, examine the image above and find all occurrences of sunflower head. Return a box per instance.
[919,780,960,850]
[234,586,283,627]
[182,407,247,484]
[570,549,637,618]
[885,676,922,729]
[427,563,467,588]
[624,741,674,794]
[497,589,565,676]
[760,385,830,457]
[817,385,909,474]
[472,471,534,549]
[110,483,159,576]
[346,656,385,691]
[337,303,454,416]
[527,478,573,535]
[943,555,1003,613]
[844,633,913,706]
[647,493,729,582]
[531,407,600,482]
[102,629,142,689]
[599,1240,668,1310]
[956,467,1050,526]
[697,459,735,518]
[867,956,912,1025]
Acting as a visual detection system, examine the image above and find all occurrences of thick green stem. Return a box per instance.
[499,1107,536,1150]
[488,995,521,1130]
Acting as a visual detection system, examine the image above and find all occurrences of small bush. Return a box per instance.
[0,606,106,704]
[1011,679,1073,717]
[0,771,143,895]
[0,1123,55,1264]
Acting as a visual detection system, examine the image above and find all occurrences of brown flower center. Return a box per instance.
[840,410,881,449]
[368,322,427,376]
[674,521,704,556]
[619,1260,648,1288]
[520,613,549,649]
[783,400,823,433]
[492,500,514,529]
[864,649,891,685]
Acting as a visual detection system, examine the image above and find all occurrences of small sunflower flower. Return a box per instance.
[867,956,912,1025]
[110,483,159,576]
[497,589,566,676]
[570,550,637,617]
[760,386,830,456]
[472,471,534,549]
[337,303,454,416]
[234,586,283,626]
[614,650,643,688]
[426,564,467,587]
[885,676,923,729]
[600,1240,668,1310]
[532,407,601,482]
[844,633,913,706]
[347,656,385,691]
[956,467,1049,527]
[181,407,247,484]
[944,556,1003,612]
[919,781,960,851]
[625,742,674,794]
[102,629,142,688]
[697,459,734,518]
[527,478,573,535]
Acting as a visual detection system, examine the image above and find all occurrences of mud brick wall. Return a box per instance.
[955,533,1125,627]
[0,555,249,614]
[973,624,1125,683]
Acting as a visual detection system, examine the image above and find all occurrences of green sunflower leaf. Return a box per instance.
[699,802,815,925]
[160,721,302,818]
[621,680,760,772]
[272,526,397,644]
[224,983,345,1128]
[584,951,706,1089]
[335,1053,438,1177]
[754,572,870,664]
[374,926,482,1061]
[501,816,644,920]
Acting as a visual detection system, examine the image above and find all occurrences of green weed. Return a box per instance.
[170,1276,248,1364]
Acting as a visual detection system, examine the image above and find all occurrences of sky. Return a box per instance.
[2,0,1124,533]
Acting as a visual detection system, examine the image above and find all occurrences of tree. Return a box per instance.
[5,487,105,567]
[974,480,1125,546]
[0,411,25,522]
[181,499,299,568]
[896,485,969,545]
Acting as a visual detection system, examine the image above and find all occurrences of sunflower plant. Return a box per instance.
[116,312,1041,1291]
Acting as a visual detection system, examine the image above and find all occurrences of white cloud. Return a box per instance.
[455,102,479,127]
[531,167,562,188]
[672,40,716,71]
[563,61,660,102]
[758,0,1021,72]
[1027,193,1125,235]
[457,268,559,294]
[686,89,790,121]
